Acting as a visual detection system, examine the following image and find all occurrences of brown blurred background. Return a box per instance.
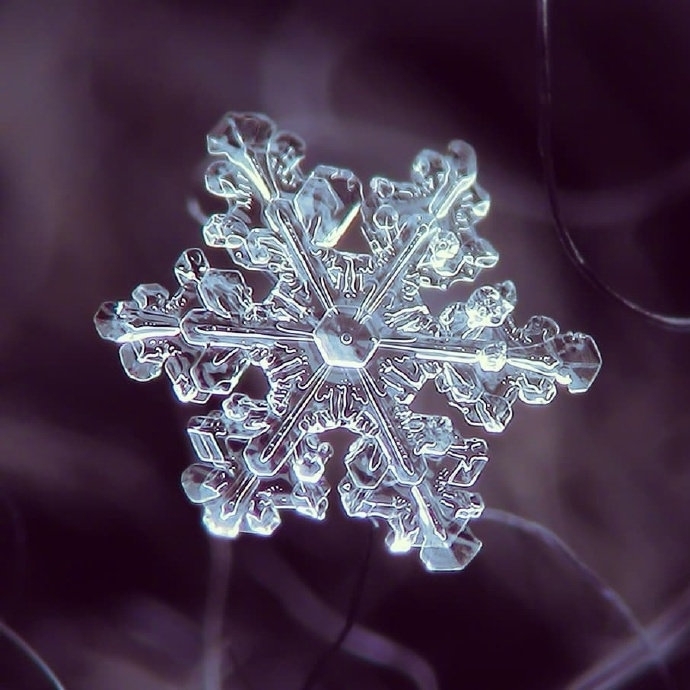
[1,0,689,688]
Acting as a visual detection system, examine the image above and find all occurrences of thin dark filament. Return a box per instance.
[0,618,66,690]
[300,522,375,690]
[537,0,690,330]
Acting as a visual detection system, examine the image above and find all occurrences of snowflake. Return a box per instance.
[95,112,602,571]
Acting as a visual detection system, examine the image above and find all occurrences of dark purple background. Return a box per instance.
[1,1,689,688]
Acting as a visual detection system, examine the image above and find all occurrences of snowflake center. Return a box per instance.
[313,308,378,369]
[95,112,602,573]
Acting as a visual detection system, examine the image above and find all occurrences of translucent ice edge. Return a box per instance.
[95,112,601,571]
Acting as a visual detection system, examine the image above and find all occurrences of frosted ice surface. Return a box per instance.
[95,112,601,571]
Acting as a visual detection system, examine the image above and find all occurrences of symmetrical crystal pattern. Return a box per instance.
[95,113,601,571]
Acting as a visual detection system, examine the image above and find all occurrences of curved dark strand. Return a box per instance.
[301,522,375,690]
[0,619,66,690]
[537,0,690,331]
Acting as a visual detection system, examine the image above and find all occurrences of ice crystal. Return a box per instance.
[95,113,601,571]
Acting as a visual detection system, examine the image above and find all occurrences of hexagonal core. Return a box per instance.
[313,309,378,368]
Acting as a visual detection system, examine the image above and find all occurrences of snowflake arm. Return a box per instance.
[95,112,602,571]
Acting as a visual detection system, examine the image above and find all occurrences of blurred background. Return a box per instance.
[1,0,689,688]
